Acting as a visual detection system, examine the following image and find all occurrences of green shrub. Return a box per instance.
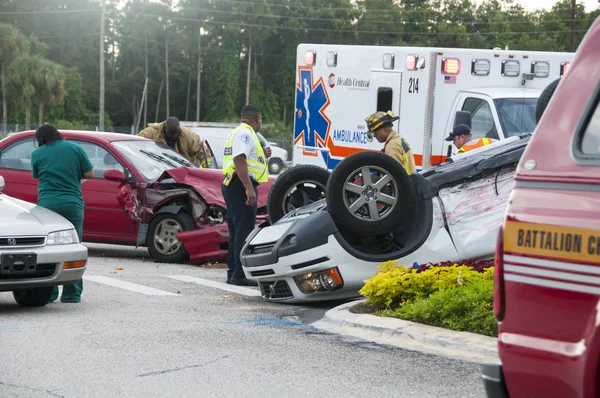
[359,260,494,309]
[380,278,497,337]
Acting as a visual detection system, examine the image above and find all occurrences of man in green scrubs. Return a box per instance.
[31,124,94,303]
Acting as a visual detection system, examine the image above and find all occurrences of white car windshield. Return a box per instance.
[494,98,538,137]
[111,140,195,182]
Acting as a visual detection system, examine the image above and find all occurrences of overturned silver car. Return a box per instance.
[240,134,528,303]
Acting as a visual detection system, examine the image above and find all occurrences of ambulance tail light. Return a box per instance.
[471,59,490,76]
[441,58,460,75]
[405,54,417,71]
[531,61,550,78]
[501,60,520,77]
[305,51,316,66]
[494,225,505,322]
[560,61,571,76]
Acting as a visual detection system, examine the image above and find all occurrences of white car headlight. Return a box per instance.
[47,229,79,245]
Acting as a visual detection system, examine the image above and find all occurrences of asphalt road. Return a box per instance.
[0,244,486,398]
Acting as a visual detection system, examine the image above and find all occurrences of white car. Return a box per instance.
[240,134,529,303]
[0,176,88,306]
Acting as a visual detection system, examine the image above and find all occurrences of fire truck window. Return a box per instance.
[377,88,393,113]
[461,98,498,139]
[580,99,600,156]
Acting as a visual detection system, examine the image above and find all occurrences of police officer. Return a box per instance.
[221,104,269,286]
[445,124,498,154]
[365,110,417,175]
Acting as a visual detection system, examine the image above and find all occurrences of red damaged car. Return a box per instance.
[0,131,275,264]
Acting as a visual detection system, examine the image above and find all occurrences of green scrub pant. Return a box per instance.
[42,202,84,303]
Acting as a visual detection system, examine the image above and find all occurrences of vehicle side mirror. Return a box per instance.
[104,169,127,182]
[0,176,4,191]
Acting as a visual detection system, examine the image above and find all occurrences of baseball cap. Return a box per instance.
[445,124,471,141]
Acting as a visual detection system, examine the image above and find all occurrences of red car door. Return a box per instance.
[68,139,138,244]
[0,137,38,203]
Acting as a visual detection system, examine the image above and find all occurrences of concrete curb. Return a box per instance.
[313,298,500,364]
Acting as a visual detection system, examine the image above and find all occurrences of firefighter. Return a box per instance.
[365,110,416,175]
[137,116,213,167]
[445,124,498,154]
[221,104,269,286]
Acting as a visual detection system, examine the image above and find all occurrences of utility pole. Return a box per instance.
[245,31,252,105]
[196,27,201,122]
[99,1,105,131]
[144,35,148,128]
[185,68,191,121]
[165,35,170,117]
[155,79,164,123]
[569,0,576,52]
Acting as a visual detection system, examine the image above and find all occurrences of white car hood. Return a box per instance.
[0,194,74,236]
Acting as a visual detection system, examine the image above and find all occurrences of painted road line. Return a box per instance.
[165,275,262,297]
[83,275,180,296]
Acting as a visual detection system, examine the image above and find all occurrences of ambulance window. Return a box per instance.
[461,98,498,140]
[578,92,600,157]
[377,88,393,112]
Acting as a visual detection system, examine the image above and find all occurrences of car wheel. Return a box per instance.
[13,286,54,307]
[326,152,415,237]
[536,77,561,123]
[268,158,284,174]
[147,212,196,263]
[267,165,330,223]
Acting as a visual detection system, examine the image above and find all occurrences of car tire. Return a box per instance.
[326,152,415,237]
[267,165,330,223]
[13,286,54,307]
[268,158,285,175]
[147,212,196,263]
[536,77,561,123]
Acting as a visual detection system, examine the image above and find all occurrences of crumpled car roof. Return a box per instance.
[154,166,275,208]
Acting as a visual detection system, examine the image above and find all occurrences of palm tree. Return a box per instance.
[8,54,44,130]
[36,60,66,125]
[0,23,29,132]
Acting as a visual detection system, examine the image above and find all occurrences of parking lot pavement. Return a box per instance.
[0,244,486,397]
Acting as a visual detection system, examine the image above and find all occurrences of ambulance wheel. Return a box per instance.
[267,165,330,223]
[326,152,415,237]
[536,77,561,123]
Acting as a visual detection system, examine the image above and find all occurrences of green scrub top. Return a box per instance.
[31,140,93,208]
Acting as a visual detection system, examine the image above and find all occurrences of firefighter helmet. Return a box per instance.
[364,110,399,132]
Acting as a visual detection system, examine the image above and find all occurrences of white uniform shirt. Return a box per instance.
[231,124,258,180]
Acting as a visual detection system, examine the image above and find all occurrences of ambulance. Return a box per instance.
[292,44,574,171]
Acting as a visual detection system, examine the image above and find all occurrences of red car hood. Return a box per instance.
[155,167,275,208]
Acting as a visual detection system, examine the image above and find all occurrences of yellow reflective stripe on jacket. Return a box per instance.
[222,123,269,185]
[458,138,493,153]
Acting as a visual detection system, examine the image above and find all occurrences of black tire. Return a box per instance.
[13,286,54,307]
[536,77,561,123]
[267,165,330,223]
[147,212,196,263]
[326,152,415,237]
[268,158,285,174]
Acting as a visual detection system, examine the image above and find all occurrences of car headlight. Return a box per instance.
[47,229,79,245]
[294,267,344,294]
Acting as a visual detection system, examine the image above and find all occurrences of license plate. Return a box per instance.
[1,253,37,275]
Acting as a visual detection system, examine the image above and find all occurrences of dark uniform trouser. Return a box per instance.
[41,201,85,303]
[221,176,258,280]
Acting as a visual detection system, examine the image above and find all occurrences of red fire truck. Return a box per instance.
[482,15,600,398]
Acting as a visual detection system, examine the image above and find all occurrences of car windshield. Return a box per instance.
[111,140,196,182]
[494,98,538,137]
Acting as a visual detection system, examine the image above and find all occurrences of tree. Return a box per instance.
[0,23,29,132]
[8,54,45,130]
[36,59,66,125]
